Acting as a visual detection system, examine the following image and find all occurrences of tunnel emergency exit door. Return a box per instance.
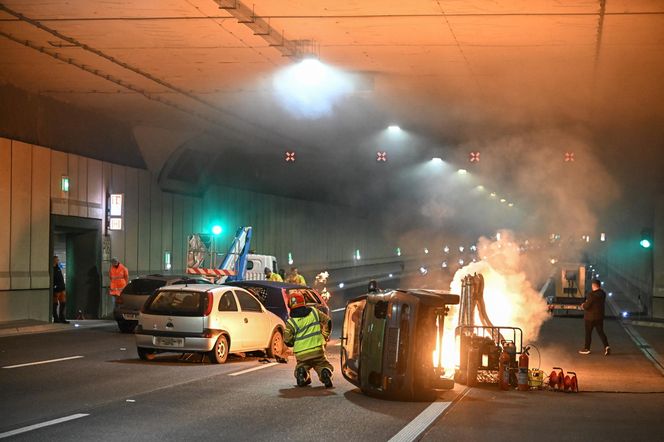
[51,215,102,319]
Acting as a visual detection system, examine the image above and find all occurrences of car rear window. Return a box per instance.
[144,291,207,316]
[122,279,167,295]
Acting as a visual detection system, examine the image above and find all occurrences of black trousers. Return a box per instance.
[584,319,609,349]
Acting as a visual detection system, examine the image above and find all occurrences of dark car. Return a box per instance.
[228,280,330,323]
[113,274,210,333]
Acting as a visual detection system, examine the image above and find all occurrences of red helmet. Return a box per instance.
[288,293,306,309]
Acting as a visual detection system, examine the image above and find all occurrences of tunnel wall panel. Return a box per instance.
[10,141,32,290]
[0,138,11,290]
[30,145,50,289]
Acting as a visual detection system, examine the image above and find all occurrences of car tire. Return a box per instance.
[266,329,284,359]
[209,335,229,364]
[117,320,137,333]
[137,346,155,361]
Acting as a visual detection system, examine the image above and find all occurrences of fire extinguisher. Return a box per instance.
[499,344,511,391]
[517,346,530,391]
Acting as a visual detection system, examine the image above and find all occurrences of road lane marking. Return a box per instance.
[0,413,89,439]
[2,355,84,369]
[607,297,664,376]
[388,401,452,442]
[228,362,279,376]
[331,307,345,312]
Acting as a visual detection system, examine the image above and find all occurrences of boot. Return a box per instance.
[296,367,311,387]
[53,303,60,323]
[321,368,333,388]
[58,302,70,324]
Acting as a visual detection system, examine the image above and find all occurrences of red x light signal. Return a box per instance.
[376,151,387,162]
[285,151,296,162]
[469,151,480,162]
[564,152,575,162]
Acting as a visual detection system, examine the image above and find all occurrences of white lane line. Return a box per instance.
[0,413,89,439]
[607,297,664,376]
[388,401,452,442]
[331,307,345,313]
[2,355,84,369]
[228,362,279,377]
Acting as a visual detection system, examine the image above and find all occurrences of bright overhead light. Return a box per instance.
[490,192,497,198]
[431,157,443,164]
[338,282,345,289]
[387,124,402,133]
[458,169,468,175]
[273,59,353,119]
[476,185,484,191]
[500,198,506,203]
[508,202,514,207]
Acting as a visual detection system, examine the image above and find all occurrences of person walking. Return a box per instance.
[109,257,129,301]
[579,279,610,355]
[52,256,69,324]
[286,267,306,286]
[264,267,283,282]
[284,292,333,388]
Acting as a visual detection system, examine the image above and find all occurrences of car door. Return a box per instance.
[215,290,247,352]
[234,289,271,350]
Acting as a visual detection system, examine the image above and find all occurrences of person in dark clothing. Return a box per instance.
[579,279,609,355]
[52,256,70,324]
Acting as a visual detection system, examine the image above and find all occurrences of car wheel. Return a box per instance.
[137,347,155,361]
[117,320,137,333]
[266,329,284,359]
[209,335,229,364]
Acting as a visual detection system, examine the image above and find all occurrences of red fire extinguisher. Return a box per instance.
[499,344,511,390]
[568,371,579,393]
[517,346,530,391]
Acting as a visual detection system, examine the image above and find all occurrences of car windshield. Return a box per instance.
[144,291,206,316]
[122,279,167,295]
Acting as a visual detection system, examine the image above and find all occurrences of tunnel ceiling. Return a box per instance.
[0,0,662,232]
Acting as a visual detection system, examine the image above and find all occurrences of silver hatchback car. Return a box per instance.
[135,284,285,363]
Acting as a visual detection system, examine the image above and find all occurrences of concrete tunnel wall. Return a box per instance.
[0,136,400,323]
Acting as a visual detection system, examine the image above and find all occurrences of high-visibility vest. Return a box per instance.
[268,273,283,282]
[109,263,128,296]
[288,308,324,356]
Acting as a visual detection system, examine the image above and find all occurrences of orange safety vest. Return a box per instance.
[109,263,128,296]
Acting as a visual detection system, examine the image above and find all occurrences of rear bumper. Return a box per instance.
[135,334,217,352]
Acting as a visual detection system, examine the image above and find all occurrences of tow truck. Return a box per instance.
[186,226,278,282]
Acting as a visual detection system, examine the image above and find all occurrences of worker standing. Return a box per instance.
[109,257,129,302]
[265,267,283,282]
[284,293,333,388]
[579,279,610,355]
[52,256,70,324]
[286,267,306,286]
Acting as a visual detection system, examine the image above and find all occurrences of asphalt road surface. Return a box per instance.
[1,310,664,441]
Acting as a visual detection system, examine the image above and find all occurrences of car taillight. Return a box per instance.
[115,296,124,305]
[204,292,213,316]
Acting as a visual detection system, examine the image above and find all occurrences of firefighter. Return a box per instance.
[109,257,129,301]
[284,292,333,388]
[286,267,306,286]
[52,256,69,324]
[264,267,283,282]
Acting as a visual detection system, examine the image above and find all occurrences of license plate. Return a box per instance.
[122,313,138,320]
[154,336,184,347]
